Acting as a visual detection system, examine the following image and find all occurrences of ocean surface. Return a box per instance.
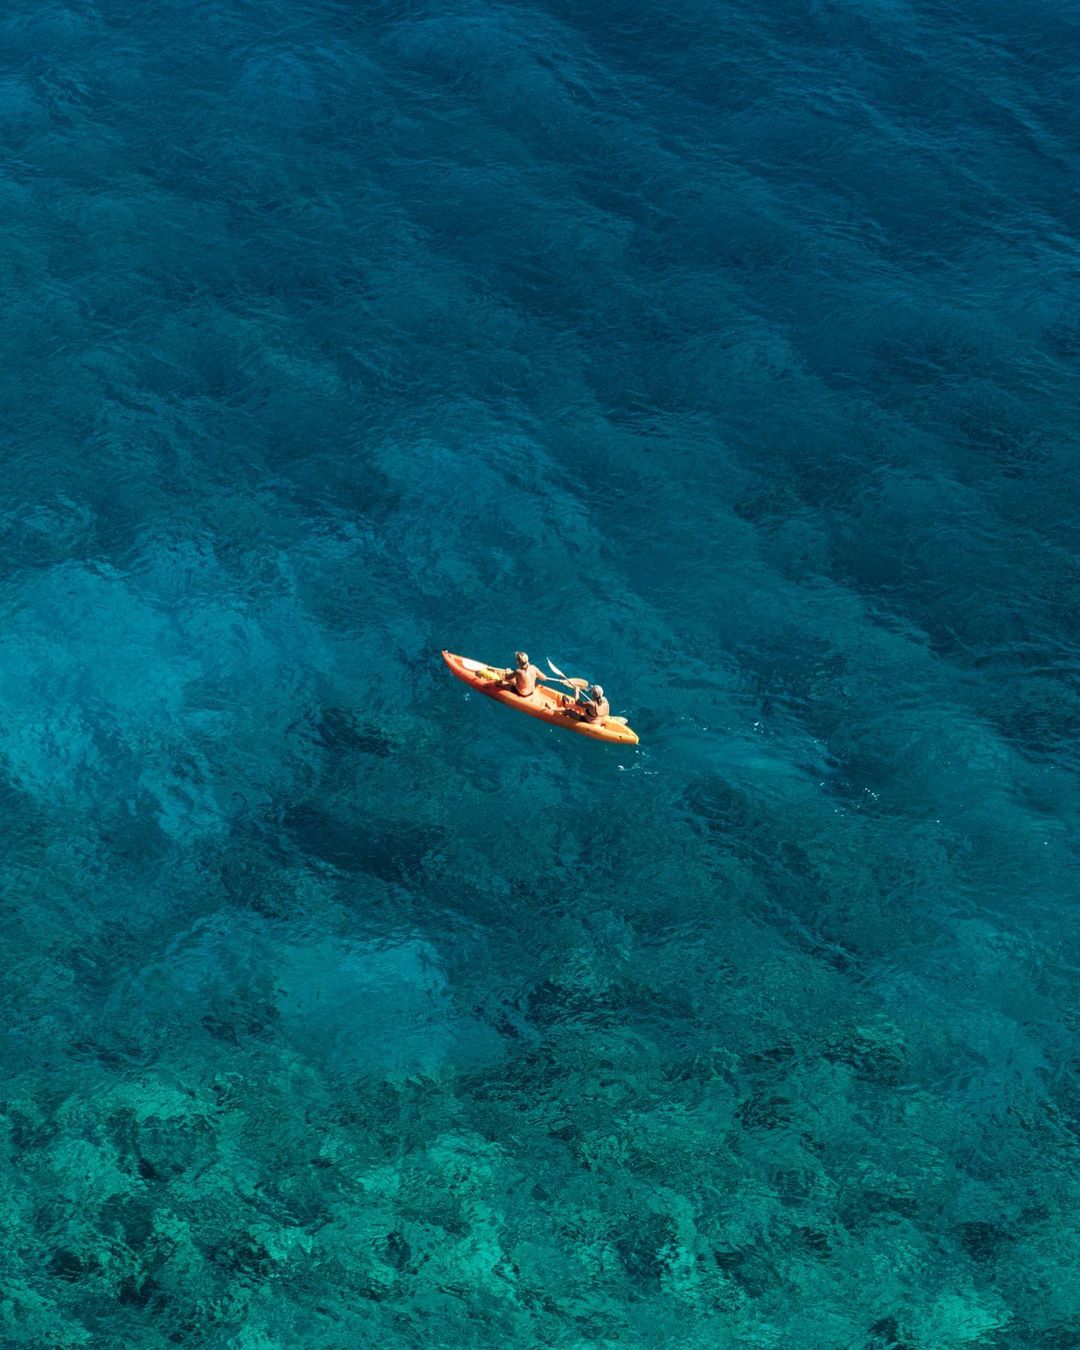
[2,0,1079,1345]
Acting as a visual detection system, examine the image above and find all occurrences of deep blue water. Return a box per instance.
[3,0,1080,1345]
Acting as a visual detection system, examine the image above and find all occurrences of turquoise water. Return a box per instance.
[3,0,1079,1344]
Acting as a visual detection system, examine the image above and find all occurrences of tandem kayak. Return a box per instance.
[441,651,640,745]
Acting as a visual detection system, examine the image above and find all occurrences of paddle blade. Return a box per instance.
[547,658,571,681]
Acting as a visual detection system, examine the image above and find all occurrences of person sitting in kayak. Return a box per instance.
[569,683,610,724]
[501,651,547,697]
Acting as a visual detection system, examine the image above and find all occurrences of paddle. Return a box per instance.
[546,659,588,691]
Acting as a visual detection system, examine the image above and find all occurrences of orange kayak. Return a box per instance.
[441,651,640,745]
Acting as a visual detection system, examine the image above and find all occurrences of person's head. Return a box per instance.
[591,684,604,699]
[515,651,529,668]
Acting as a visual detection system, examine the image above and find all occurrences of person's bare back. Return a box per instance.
[503,651,546,697]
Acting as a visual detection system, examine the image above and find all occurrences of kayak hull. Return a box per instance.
[441,651,640,745]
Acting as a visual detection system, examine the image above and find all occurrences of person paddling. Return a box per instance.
[570,683,610,725]
[501,651,547,697]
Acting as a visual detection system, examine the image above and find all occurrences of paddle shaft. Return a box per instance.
[547,659,589,693]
